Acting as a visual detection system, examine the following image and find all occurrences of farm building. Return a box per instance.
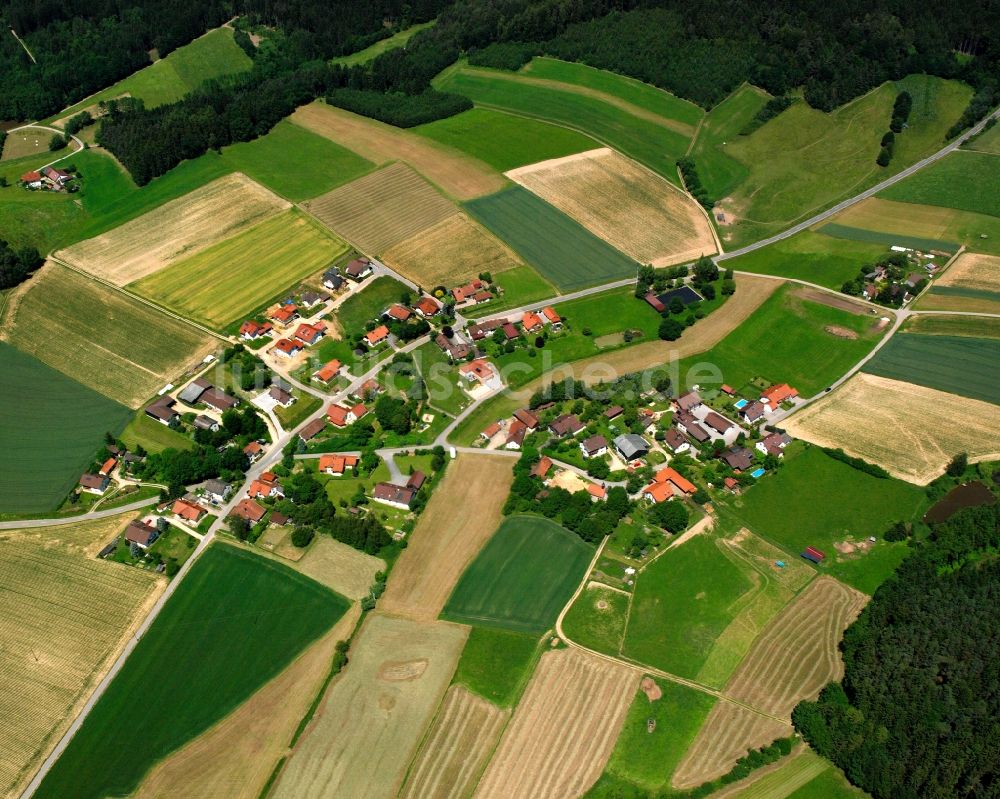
[549,414,584,437]
[179,378,212,405]
[513,408,540,429]
[145,395,178,425]
[506,420,527,449]
[193,414,219,431]
[481,421,502,440]
[801,546,826,564]
[299,417,327,441]
[200,386,238,412]
[372,482,416,510]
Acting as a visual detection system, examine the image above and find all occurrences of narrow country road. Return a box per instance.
[0,496,159,530]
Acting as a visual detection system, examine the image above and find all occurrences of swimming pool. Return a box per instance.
[750,467,765,478]
[734,399,748,410]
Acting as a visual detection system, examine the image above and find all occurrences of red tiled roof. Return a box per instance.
[482,421,502,438]
[319,453,359,474]
[231,499,266,522]
[542,306,561,323]
[521,311,543,331]
[532,456,553,478]
[313,359,341,382]
[386,304,411,321]
[99,457,117,476]
[350,402,368,419]
[653,467,696,495]
[587,483,607,499]
[761,383,798,406]
[415,296,440,315]
[269,304,298,323]
[172,499,206,521]
[326,405,349,426]
[273,338,300,355]
[365,325,389,344]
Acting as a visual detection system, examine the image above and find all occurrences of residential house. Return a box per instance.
[739,400,767,425]
[513,408,540,430]
[760,384,798,408]
[459,358,497,385]
[319,454,359,476]
[580,435,608,458]
[905,271,925,288]
[501,322,519,340]
[542,307,562,329]
[145,395,178,425]
[344,258,372,281]
[322,268,345,291]
[42,166,72,187]
[614,433,649,461]
[173,499,207,523]
[239,320,273,340]
[720,447,754,472]
[756,432,792,458]
[505,419,527,450]
[348,403,368,423]
[294,322,325,346]
[193,414,219,431]
[326,405,350,427]
[203,479,231,504]
[299,417,327,441]
[481,421,502,440]
[358,379,381,399]
[586,483,607,502]
[372,482,416,510]
[201,386,238,412]
[675,411,710,442]
[269,304,299,326]
[532,456,553,478]
[604,405,623,421]
[273,338,302,358]
[521,311,543,333]
[79,474,110,495]
[364,325,390,347]
[244,440,264,462]
[414,296,440,317]
[472,289,493,304]
[703,411,736,436]
[663,428,690,454]
[674,390,702,413]
[301,290,330,308]
[268,385,296,407]
[230,498,266,523]
[125,520,159,549]
[20,170,43,188]
[549,414,584,437]
[466,318,505,341]
[247,475,284,500]
[642,467,696,502]
[724,477,741,494]
[435,333,471,361]
[452,279,486,304]
[862,283,877,301]
[313,359,342,384]
[384,304,412,322]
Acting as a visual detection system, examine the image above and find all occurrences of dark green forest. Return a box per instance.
[793,503,1000,799]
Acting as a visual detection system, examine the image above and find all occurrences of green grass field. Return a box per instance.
[783,757,871,799]
[521,57,704,127]
[436,64,690,184]
[465,187,638,290]
[336,275,412,334]
[120,410,195,454]
[862,333,1000,404]
[471,264,555,315]
[0,343,131,514]
[723,230,888,289]
[729,749,868,799]
[968,120,1000,154]
[451,626,540,707]
[879,151,1000,219]
[132,210,348,329]
[727,444,924,593]
[604,679,717,792]
[415,107,598,172]
[442,515,594,633]
[675,284,882,397]
[817,222,961,253]
[562,583,630,655]
[330,21,436,67]
[219,120,374,201]
[902,313,1000,339]
[49,28,252,121]
[622,535,755,678]
[33,544,349,799]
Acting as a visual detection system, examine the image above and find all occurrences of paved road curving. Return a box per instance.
[0,496,159,531]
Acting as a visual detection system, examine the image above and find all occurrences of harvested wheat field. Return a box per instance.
[0,514,163,798]
[935,252,1000,292]
[56,173,289,284]
[383,213,521,287]
[273,614,467,799]
[399,685,509,799]
[294,537,385,601]
[474,647,637,799]
[291,102,505,200]
[2,263,215,407]
[380,454,514,622]
[134,603,360,799]
[305,162,458,255]
[506,148,716,265]
[785,373,1000,484]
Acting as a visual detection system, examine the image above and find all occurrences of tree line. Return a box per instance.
[0,239,42,290]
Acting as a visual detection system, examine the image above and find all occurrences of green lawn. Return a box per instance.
[622,535,755,678]
[723,230,888,289]
[861,333,1000,404]
[879,151,1000,219]
[315,458,391,506]
[521,57,704,127]
[33,544,349,799]
[451,626,541,707]
[0,343,132,514]
[674,284,883,397]
[147,524,197,568]
[562,583,630,655]
[465,187,638,291]
[415,107,598,172]
[726,445,925,594]
[273,392,323,430]
[120,410,195,454]
[330,21,436,67]
[436,64,690,184]
[336,275,412,335]
[465,264,555,316]
[413,342,470,416]
[442,515,594,633]
[604,679,717,791]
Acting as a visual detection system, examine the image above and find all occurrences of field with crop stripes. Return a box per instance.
[465,187,637,290]
[34,544,348,799]
[442,515,593,633]
[862,333,1000,404]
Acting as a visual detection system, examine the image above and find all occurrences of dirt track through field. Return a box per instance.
[133,603,360,799]
[672,577,866,788]
[291,102,506,200]
[380,454,514,622]
[56,173,288,285]
[399,685,508,799]
[785,373,1000,484]
[507,148,716,265]
[473,647,637,799]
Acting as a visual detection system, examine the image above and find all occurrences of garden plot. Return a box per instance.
[507,148,716,265]
[55,173,289,285]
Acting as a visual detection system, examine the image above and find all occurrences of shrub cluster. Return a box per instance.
[468,42,539,71]
[819,447,890,479]
[676,157,713,210]
[739,95,793,135]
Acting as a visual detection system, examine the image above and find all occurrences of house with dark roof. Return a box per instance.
[301,290,330,308]
[201,386,238,412]
[614,433,649,461]
[79,473,110,494]
[720,447,754,472]
[604,405,623,420]
[178,378,211,405]
[125,520,159,548]
[322,268,345,290]
[703,411,736,436]
[372,482,416,509]
[344,258,372,281]
[203,479,231,504]
[513,408,540,430]
[230,498,266,523]
[145,395,178,426]
[739,400,767,425]
[756,431,793,458]
[505,420,527,450]
[549,414,584,437]
[268,385,295,407]
[299,417,327,441]
[580,435,608,458]
[674,390,702,413]
[675,411,710,442]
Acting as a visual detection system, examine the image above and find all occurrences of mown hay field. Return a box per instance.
[722,748,866,799]
[399,685,509,799]
[465,186,638,291]
[273,614,467,799]
[3,264,215,407]
[292,536,385,601]
[291,102,505,200]
[507,148,716,265]
[34,545,348,799]
[0,513,163,799]
[0,343,132,514]
[442,515,594,634]
[381,454,513,622]
[382,211,521,287]
[673,578,866,788]
[902,313,1000,339]
[132,210,348,329]
[56,173,289,285]
[1,126,53,160]
[474,647,637,799]
[133,604,361,799]
[936,252,1000,292]
[785,373,1000,485]
[862,333,1000,404]
[562,582,631,656]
